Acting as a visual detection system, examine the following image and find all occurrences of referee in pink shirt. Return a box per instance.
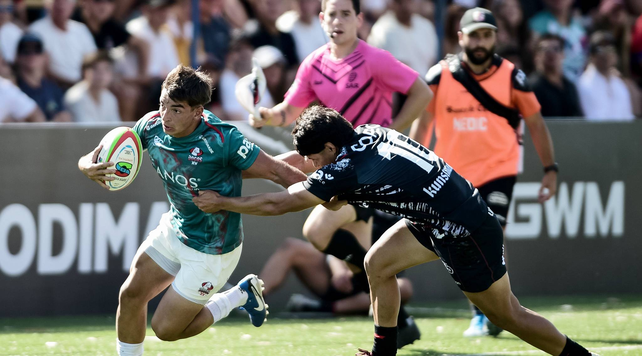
[249,0,433,350]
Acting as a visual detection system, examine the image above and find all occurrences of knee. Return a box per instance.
[302,223,329,250]
[364,249,394,283]
[483,304,522,330]
[118,282,148,307]
[151,319,179,342]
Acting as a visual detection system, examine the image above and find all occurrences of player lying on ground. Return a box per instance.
[261,237,413,315]
[192,106,599,356]
[78,65,307,356]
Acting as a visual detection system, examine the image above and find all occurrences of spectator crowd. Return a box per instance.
[1,0,641,124]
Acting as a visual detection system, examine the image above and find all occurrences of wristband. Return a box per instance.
[544,162,559,173]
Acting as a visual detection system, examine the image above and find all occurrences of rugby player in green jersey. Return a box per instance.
[78,65,307,356]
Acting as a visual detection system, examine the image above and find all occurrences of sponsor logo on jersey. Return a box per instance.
[156,167,199,189]
[190,147,203,156]
[154,136,163,147]
[237,138,254,160]
[348,72,357,82]
[423,164,453,198]
[199,281,214,296]
[115,162,132,177]
[146,118,162,130]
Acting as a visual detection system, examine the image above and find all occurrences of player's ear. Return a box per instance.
[458,31,464,45]
[356,11,364,29]
[325,142,337,154]
[193,105,204,119]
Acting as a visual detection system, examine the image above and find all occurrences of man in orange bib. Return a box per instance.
[410,7,558,338]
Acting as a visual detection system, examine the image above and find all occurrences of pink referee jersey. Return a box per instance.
[284,40,418,127]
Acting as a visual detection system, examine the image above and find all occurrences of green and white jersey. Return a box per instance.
[133,110,260,255]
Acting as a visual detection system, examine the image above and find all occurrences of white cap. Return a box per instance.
[253,46,286,69]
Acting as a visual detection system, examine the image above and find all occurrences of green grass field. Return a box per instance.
[1,295,641,356]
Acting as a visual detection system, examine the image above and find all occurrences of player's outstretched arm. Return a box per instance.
[523,111,557,203]
[241,150,308,188]
[409,110,435,146]
[193,182,324,216]
[389,78,433,132]
[77,145,116,190]
[249,102,305,128]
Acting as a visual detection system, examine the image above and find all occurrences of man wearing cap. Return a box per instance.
[410,7,558,338]
[15,33,72,122]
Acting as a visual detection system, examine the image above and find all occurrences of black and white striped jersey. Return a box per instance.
[303,125,491,237]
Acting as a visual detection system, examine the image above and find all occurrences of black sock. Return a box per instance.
[397,306,410,328]
[559,336,590,356]
[471,304,484,317]
[372,325,397,356]
[323,229,367,269]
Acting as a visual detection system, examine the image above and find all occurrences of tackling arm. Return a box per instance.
[193,182,325,216]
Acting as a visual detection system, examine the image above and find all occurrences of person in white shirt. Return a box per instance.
[276,0,328,62]
[64,50,121,123]
[29,0,97,88]
[0,0,23,64]
[577,31,636,121]
[0,76,46,123]
[368,0,438,77]
[121,0,180,80]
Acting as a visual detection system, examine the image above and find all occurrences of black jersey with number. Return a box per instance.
[303,125,491,237]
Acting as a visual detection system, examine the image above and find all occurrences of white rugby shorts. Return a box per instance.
[141,213,242,304]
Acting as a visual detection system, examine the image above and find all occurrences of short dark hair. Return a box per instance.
[292,106,355,156]
[82,50,114,72]
[162,65,213,107]
[535,33,565,50]
[321,0,360,14]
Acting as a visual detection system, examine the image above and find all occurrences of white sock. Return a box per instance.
[117,339,143,356]
[205,286,248,323]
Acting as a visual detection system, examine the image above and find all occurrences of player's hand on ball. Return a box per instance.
[78,145,116,190]
[193,190,224,213]
[323,196,348,211]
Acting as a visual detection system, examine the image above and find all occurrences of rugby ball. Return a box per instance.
[96,127,143,191]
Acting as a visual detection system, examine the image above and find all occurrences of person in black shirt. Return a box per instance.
[530,33,584,118]
[193,106,598,356]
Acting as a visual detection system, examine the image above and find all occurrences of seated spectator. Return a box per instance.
[245,0,299,69]
[74,0,149,72]
[64,50,121,123]
[593,0,633,77]
[276,0,327,61]
[530,34,583,118]
[219,34,274,122]
[492,0,533,73]
[254,45,287,103]
[0,0,23,64]
[167,0,192,66]
[0,65,45,123]
[200,55,224,118]
[368,0,438,77]
[199,0,233,68]
[578,31,635,121]
[15,33,72,122]
[121,0,178,80]
[29,0,97,89]
[117,0,179,115]
[529,0,587,82]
